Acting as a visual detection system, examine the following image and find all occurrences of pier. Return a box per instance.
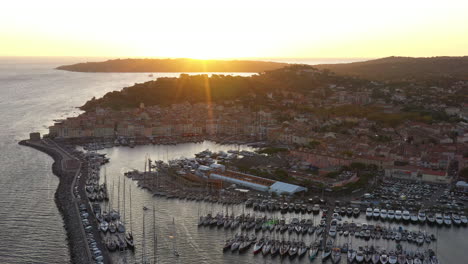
[19,138,111,264]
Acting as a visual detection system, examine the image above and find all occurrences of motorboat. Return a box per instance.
[410,212,419,223]
[373,208,380,218]
[443,213,452,226]
[460,215,468,225]
[452,213,461,225]
[356,249,364,263]
[100,221,109,233]
[353,207,360,217]
[395,210,402,221]
[253,237,264,254]
[427,213,436,224]
[418,210,427,223]
[297,242,308,258]
[262,239,272,256]
[402,210,411,221]
[380,209,388,220]
[331,248,341,263]
[387,210,395,220]
[308,242,319,261]
[366,208,373,218]
[388,251,397,264]
[435,213,444,225]
[347,248,356,263]
[380,251,389,264]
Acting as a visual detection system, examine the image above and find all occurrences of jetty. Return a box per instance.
[19,134,111,264]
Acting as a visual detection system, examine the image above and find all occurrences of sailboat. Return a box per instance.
[125,185,135,250]
[172,217,180,257]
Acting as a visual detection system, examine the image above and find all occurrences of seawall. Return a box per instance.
[19,140,91,264]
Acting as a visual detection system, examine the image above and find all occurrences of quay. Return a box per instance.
[19,135,111,264]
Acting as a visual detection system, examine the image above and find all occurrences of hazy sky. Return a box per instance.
[1,0,468,59]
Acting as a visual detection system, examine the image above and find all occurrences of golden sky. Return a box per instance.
[1,0,468,59]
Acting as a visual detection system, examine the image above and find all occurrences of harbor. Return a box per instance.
[18,138,468,264]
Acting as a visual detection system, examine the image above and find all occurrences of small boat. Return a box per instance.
[397,253,406,264]
[395,210,402,221]
[387,210,395,220]
[452,213,461,225]
[106,238,117,252]
[380,209,388,220]
[435,213,444,225]
[279,241,290,257]
[230,238,241,252]
[373,208,380,218]
[100,221,109,233]
[253,238,264,254]
[380,251,389,264]
[461,215,468,225]
[223,238,235,252]
[402,210,411,221]
[348,248,356,263]
[109,222,117,233]
[418,210,427,223]
[309,242,319,261]
[288,241,298,258]
[331,248,341,263]
[297,242,308,258]
[262,239,272,256]
[356,249,364,263]
[270,241,280,256]
[366,208,373,218]
[125,232,135,250]
[239,238,252,253]
[388,251,397,264]
[443,213,452,226]
[372,251,380,264]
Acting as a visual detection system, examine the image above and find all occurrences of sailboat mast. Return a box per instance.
[129,186,132,233]
[153,204,157,264]
[123,176,126,223]
[118,177,120,213]
[142,210,146,263]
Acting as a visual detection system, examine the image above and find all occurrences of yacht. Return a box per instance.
[427,213,436,224]
[402,210,411,221]
[410,212,419,223]
[373,208,380,218]
[452,213,461,225]
[443,213,452,226]
[460,215,468,225]
[417,210,427,223]
[395,210,402,221]
[435,213,444,225]
[380,209,388,220]
[387,210,395,220]
[353,207,360,217]
[380,251,389,264]
[366,208,373,218]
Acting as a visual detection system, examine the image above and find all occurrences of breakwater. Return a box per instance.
[19,139,93,264]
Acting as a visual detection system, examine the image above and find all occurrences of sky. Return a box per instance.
[1,0,468,59]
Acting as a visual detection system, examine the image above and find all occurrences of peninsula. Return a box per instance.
[56,58,289,73]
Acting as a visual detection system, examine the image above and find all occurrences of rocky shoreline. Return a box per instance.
[19,140,90,264]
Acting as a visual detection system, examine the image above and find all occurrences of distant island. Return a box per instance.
[56,58,289,73]
[315,56,468,81]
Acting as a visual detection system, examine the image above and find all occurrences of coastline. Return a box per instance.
[18,139,92,264]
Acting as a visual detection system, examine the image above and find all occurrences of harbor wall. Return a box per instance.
[18,140,91,264]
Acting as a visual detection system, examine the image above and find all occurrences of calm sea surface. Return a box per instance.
[0,57,465,264]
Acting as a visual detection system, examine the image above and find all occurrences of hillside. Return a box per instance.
[315,56,468,81]
[56,58,288,73]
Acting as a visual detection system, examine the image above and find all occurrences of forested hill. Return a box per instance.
[315,56,468,81]
[79,65,360,111]
[56,58,288,73]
